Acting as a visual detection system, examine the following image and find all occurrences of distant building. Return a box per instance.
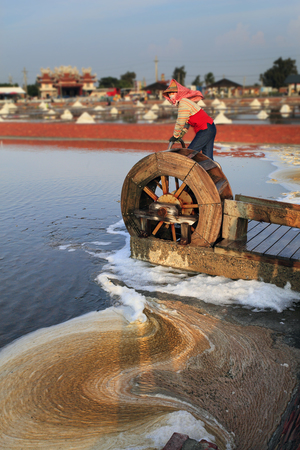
[0,87,26,100]
[37,66,97,98]
[206,78,242,97]
[284,74,300,96]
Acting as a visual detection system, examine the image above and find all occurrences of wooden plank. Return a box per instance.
[277,230,300,259]
[197,203,223,243]
[244,223,280,252]
[222,214,247,240]
[291,246,300,261]
[224,199,300,228]
[129,153,160,186]
[247,220,259,231]
[156,152,195,180]
[264,228,299,256]
[187,150,199,159]
[217,222,271,250]
[180,223,191,245]
[215,179,228,196]
[235,194,300,211]
[253,225,291,254]
[185,164,220,204]
[195,159,216,171]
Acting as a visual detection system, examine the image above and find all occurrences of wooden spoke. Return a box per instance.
[171,224,177,241]
[182,204,199,209]
[175,177,179,190]
[161,176,169,195]
[174,182,186,199]
[143,186,158,201]
[152,221,164,235]
[154,179,162,190]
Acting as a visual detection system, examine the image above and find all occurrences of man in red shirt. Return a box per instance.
[163,79,216,160]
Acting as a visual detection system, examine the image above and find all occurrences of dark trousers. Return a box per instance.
[188,122,216,160]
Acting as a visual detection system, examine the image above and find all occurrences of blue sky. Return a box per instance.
[1,0,300,87]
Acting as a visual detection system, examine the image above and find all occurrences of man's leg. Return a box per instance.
[188,123,216,160]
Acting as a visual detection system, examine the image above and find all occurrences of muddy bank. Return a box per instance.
[0,122,300,146]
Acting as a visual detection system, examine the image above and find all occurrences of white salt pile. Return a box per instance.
[263,99,270,106]
[250,99,261,108]
[7,103,17,111]
[76,112,95,123]
[60,109,73,120]
[110,107,118,115]
[280,104,291,114]
[162,99,171,106]
[143,110,158,121]
[0,104,10,115]
[197,99,206,107]
[72,100,84,108]
[135,101,145,108]
[39,101,47,109]
[94,105,105,111]
[257,110,269,120]
[215,101,226,110]
[151,104,159,111]
[214,112,232,124]
[211,98,220,106]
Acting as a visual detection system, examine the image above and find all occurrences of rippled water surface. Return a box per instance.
[1,142,300,450]
[0,145,146,347]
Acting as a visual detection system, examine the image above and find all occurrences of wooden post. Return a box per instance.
[179,223,191,245]
[140,218,150,237]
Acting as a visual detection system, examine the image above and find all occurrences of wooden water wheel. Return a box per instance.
[121,147,233,247]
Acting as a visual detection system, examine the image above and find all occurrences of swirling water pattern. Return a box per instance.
[0,143,300,449]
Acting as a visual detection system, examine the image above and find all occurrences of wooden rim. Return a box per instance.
[121,149,233,247]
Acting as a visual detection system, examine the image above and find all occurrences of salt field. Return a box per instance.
[0,142,300,449]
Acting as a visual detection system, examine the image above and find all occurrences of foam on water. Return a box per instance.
[263,145,300,203]
[95,222,300,314]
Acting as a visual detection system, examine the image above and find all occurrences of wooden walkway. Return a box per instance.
[216,220,300,268]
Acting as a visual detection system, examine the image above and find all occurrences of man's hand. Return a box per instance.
[169,136,178,143]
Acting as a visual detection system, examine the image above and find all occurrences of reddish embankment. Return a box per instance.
[0,123,299,150]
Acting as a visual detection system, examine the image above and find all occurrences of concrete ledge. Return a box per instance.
[131,236,300,291]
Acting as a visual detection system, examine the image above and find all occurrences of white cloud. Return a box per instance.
[215,23,266,48]
[287,15,300,40]
[147,38,183,58]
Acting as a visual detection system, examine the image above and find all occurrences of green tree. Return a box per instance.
[260,57,298,89]
[0,83,19,87]
[191,75,202,86]
[27,83,39,97]
[204,72,215,86]
[98,76,120,88]
[119,71,136,88]
[172,66,186,85]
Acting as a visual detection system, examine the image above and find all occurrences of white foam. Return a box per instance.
[146,411,216,448]
[59,244,72,250]
[95,221,300,313]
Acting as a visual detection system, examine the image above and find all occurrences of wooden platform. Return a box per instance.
[216,220,300,269]
[130,195,300,291]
